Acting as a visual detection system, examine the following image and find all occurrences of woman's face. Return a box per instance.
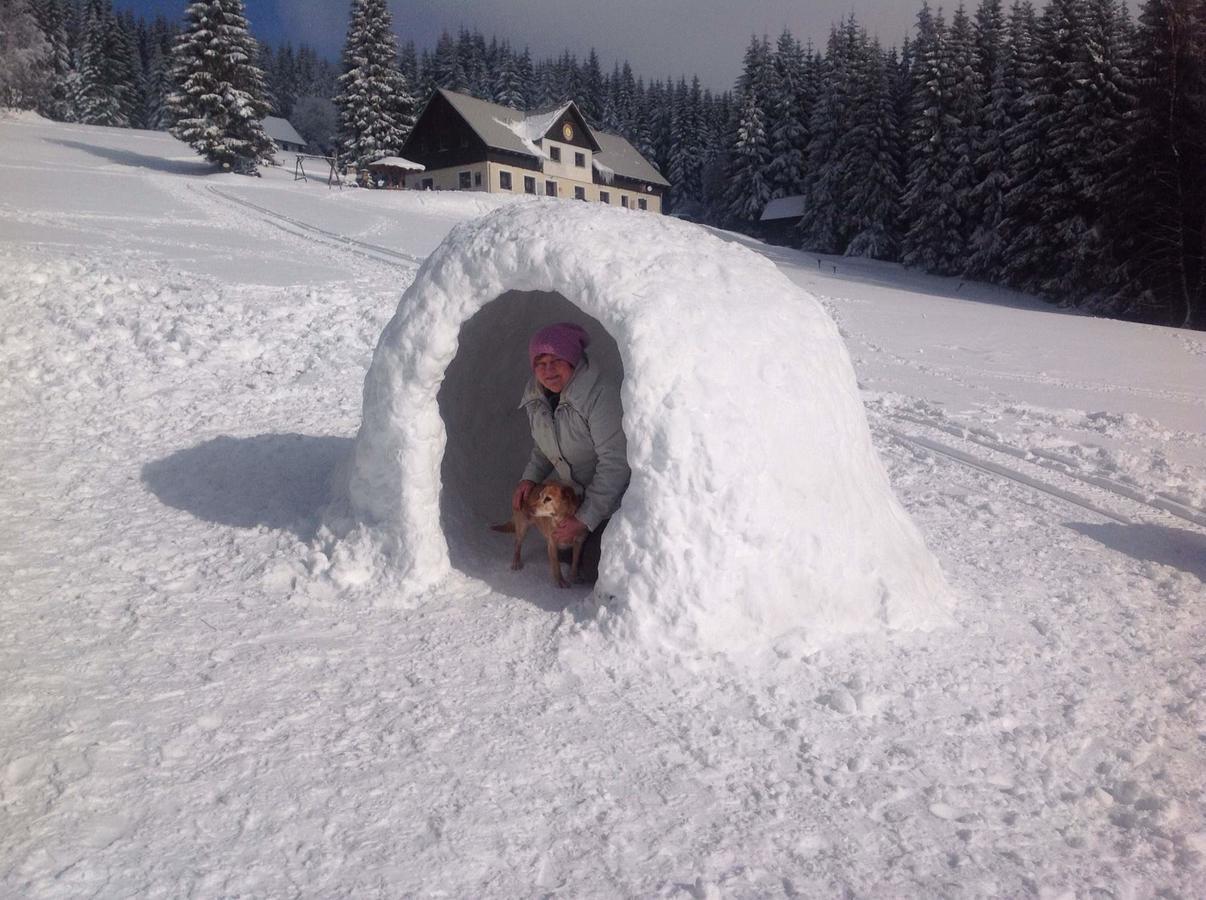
[533,354,575,393]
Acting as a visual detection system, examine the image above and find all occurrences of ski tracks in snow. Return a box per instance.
[200,186,423,271]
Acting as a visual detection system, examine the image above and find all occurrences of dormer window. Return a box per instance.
[549,146,561,163]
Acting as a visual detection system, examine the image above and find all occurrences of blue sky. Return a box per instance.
[118,0,932,92]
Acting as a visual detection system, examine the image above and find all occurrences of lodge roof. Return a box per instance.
[761,195,807,222]
[431,88,669,189]
[261,115,305,147]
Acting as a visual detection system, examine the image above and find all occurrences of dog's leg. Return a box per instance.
[511,513,527,571]
[546,536,569,588]
[569,536,585,583]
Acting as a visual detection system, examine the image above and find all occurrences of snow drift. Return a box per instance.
[332,200,955,655]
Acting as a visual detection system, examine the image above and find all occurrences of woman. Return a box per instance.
[512,322,630,580]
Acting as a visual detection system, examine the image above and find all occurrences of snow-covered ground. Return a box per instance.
[2,112,1204,897]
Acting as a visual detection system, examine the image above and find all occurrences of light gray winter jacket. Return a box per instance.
[519,355,630,531]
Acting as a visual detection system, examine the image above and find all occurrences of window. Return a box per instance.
[545,180,557,197]
[474,172,482,187]
[638,198,648,210]
[621,195,629,208]
[421,178,433,190]
[499,170,512,190]
[458,171,471,189]
[574,152,585,167]
[599,191,610,204]
[549,146,561,162]
[574,186,586,200]
[524,175,536,194]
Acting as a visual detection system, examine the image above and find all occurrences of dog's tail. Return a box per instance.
[489,522,515,533]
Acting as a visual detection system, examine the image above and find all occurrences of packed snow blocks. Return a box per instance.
[333,201,954,656]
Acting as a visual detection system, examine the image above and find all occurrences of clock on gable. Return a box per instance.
[561,122,574,142]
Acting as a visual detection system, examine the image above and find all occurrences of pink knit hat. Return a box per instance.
[528,322,590,369]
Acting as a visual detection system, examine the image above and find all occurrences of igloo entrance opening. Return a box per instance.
[436,290,626,587]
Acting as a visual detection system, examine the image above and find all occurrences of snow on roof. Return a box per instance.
[592,130,669,188]
[438,90,533,158]
[329,201,955,660]
[261,115,305,147]
[495,114,548,158]
[367,156,425,171]
[517,102,573,145]
[761,195,808,221]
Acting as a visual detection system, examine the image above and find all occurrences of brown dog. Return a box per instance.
[491,482,585,588]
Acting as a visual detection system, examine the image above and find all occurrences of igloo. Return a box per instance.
[331,201,954,657]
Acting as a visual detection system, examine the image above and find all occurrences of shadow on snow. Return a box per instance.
[48,138,216,177]
[1067,521,1206,583]
[141,433,351,541]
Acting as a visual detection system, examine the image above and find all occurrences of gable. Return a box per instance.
[537,105,600,152]
[400,91,491,169]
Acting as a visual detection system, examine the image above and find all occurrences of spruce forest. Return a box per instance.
[2,0,1203,328]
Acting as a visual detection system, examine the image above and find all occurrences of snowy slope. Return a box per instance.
[2,113,1204,897]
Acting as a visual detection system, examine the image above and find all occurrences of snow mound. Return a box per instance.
[330,200,955,656]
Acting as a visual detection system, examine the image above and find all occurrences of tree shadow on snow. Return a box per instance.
[48,139,215,177]
[1066,521,1206,583]
[141,433,351,540]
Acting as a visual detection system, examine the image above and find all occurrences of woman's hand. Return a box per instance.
[554,515,588,545]
[512,480,538,511]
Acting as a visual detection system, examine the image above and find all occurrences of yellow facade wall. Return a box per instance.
[406,161,490,191]
[412,160,662,214]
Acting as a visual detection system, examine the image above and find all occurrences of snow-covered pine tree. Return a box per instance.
[428,31,457,91]
[900,3,966,274]
[646,78,675,176]
[684,77,708,205]
[143,38,174,129]
[167,0,275,174]
[456,28,487,97]
[493,42,526,109]
[799,22,857,252]
[140,16,177,129]
[724,35,774,225]
[29,0,72,119]
[579,48,604,125]
[891,37,914,187]
[982,0,1039,281]
[1049,0,1134,306]
[75,0,129,125]
[615,61,636,136]
[114,10,145,127]
[999,0,1083,293]
[629,78,657,165]
[700,89,735,222]
[765,29,809,200]
[0,0,52,110]
[667,76,707,210]
[964,0,1012,279]
[268,43,295,116]
[944,5,982,265]
[333,0,415,173]
[841,37,904,259]
[399,40,420,98]
[599,63,623,132]
[532,59,560,107]
[515,47,534,108]
[1104,0,1205,327]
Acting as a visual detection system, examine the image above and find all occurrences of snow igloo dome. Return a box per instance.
[332,200,955,657]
